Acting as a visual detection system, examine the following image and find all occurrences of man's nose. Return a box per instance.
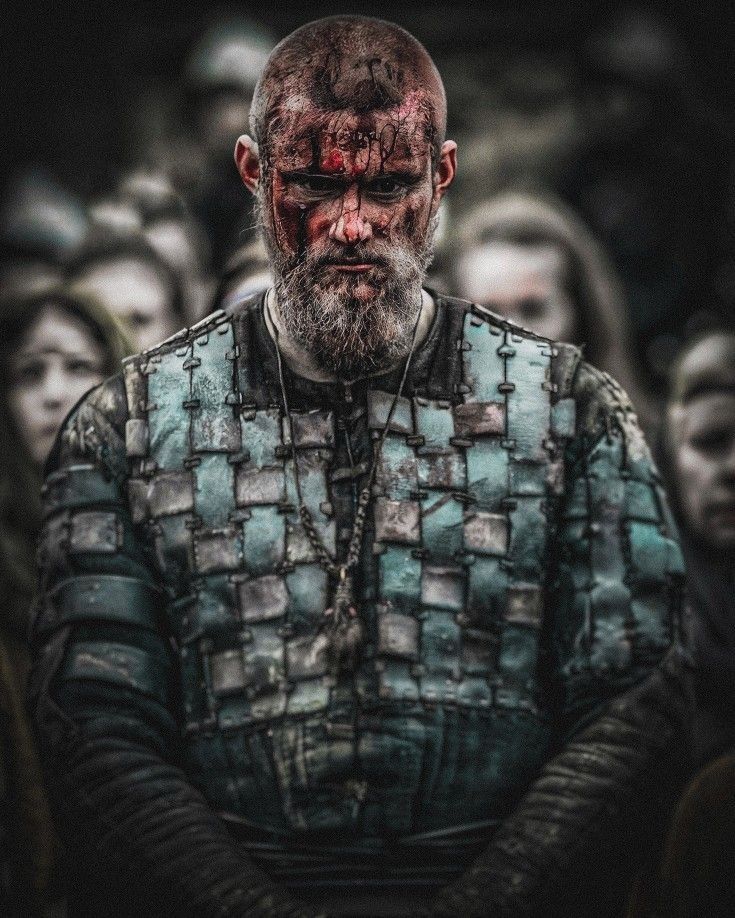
[329,187,373,245]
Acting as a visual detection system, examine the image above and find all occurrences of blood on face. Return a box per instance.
[264,102,438,261]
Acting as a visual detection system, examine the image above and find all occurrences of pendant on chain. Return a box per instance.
[322,569,364,676]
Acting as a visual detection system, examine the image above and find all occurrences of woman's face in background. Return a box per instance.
[456,240,577,341]
[7,304,106,467]
[72,256,178,351]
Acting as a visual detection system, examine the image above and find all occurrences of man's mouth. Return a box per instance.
[321,256,383,273]
[334,264,376,272]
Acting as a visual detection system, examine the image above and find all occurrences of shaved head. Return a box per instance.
[250,16,447,165]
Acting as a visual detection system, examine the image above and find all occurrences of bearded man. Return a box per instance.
[30,17,691,918]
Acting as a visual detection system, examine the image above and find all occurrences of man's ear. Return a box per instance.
[235,135,260,195]
[432,140,457,207]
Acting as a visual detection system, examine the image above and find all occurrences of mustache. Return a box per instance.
[284,240,399,273]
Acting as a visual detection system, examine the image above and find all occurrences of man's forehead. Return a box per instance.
[266,96,435,170]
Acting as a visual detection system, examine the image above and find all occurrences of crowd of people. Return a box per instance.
[0,8,733,917]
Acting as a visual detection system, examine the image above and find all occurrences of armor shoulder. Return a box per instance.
[137,308,230,360]
[570,360,645,451]
[465,298,556,343]
[51,373,129,482]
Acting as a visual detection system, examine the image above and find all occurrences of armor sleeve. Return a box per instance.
[29,376,319,918]
[430,362,693,918]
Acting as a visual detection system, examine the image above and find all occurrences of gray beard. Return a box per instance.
[260,198,437,378]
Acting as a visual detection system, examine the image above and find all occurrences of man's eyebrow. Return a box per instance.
[280,169,423,183]
[280,171,348,183]
[365,170,423,183]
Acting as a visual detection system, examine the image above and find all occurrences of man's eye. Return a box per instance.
[290,175,342,197]
[367,177,405,198]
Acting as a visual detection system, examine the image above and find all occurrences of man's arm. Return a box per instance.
[29,377,318,918]
[431,361,693,918]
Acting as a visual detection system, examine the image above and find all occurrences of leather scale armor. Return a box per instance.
[33,295,686,899]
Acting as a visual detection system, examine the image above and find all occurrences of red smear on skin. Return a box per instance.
[320,149,345,173]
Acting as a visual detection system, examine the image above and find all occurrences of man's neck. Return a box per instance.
[264,286,436,383]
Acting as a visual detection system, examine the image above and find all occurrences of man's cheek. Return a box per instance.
[386,197,430,243]
[273,200,336,256]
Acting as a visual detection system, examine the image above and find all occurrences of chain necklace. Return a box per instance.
[273,306,422,675]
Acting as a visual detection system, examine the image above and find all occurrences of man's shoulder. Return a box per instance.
[435,292,584,397]
[435,293,646,447]
[125,292,265,370]
[127,307,235,365]
[570,359,642,441]
[49,371,129,481]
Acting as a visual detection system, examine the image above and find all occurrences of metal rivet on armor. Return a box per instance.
[227,450,251,465]
[409,489,428,501]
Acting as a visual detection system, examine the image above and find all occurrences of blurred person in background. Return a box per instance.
[142,12,275,271]
[117,168,213,321]
[661,327,735,765]
[68,233,186,352]
[627,325,735,918]
[0,170,88,304]
[0,287,130,915]
[452,190,657,435]
[212,234,271,315]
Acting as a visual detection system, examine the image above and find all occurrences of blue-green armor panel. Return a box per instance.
[46,299,683,855]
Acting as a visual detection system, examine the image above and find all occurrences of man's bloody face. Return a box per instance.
[255,98,443,376]
[267,98,437,274]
